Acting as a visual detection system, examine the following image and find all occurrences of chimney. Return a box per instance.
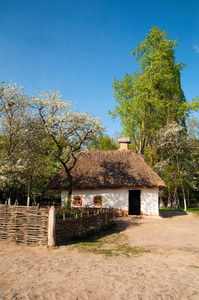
[118,137,130,150]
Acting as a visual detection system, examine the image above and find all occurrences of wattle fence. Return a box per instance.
[0,204,113,246]
[56,208,113,245]
[0,204,49,245]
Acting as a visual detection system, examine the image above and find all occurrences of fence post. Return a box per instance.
[48,206,56,247]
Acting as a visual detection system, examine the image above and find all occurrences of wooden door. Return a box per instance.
[129,190,140,215]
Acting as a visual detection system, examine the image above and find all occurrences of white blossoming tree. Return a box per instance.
[156,121,199,211]
[0,82,32,204]
[0,83,105,207]
[33,88,105,210]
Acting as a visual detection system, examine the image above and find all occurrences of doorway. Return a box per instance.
[129,190,141,215]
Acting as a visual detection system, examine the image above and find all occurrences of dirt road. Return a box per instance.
[0,211,198,300]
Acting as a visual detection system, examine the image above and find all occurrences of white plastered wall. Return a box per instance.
[61,189,129,211]
[141,189,159,215]
[61,188,159,215]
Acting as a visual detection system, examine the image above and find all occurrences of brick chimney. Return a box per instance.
[118,137,130,150]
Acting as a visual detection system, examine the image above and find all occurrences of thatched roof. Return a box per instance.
[44,150,166,191]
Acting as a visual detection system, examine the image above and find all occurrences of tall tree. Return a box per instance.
[20,119,56,206]
[0,82,32,204]
[0,83,105,207]
[33,88,105,209]
[155,121,199,210]
[109,27,198,158]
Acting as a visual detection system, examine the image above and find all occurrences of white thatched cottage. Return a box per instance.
[44,138,166,216]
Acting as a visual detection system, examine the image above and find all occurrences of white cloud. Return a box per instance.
[194,45,199,53]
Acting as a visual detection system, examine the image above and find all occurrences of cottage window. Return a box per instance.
[93,196,102,206]
[73,195,82,206]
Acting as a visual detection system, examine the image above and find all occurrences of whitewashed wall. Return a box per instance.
[61,188,159,215]
[61,189,129,211]
[141,189,159,215]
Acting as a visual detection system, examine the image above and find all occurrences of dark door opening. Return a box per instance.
[129,190,140,215]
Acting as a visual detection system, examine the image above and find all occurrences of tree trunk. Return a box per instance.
[33,194,36,206]
[8,189,11,205]
[176,191,180,208]
[63,166,73,213]
[27,172,33,206]
[183,197,187,212]
[159,196,164,208]
[176,156,187,211]
[167,194,172,208]
[187,190,190,206]
[173,186,179,209]
[48,206,56,247]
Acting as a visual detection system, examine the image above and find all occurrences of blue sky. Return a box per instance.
[1,0,199,137]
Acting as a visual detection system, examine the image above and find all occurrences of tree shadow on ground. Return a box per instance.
[113,216,142,232]
[159,210,188,218]
[56,217,142,246]
[56,223,117,246]
[56,211,191,246]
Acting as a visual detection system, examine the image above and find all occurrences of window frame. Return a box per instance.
[93,195,102,207]
[73,195,82,206]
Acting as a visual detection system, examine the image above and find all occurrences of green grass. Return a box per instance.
[76,240,150,257]
[115,245,149,256]
[160,206,199,215]
[55,220,149,257]
[159,207,183,211]
[187,210,199,216]
[187,207,199,215]
[159,207,184,211]
[73,224,150,257]
[88,248,114,256]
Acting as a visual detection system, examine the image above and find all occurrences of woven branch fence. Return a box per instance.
[0,205,113,246]
[55,208,113,245]
[0,204,49,245]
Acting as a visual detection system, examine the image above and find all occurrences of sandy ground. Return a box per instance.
[0,211,199,300]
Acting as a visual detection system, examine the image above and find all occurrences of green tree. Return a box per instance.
[88,134,119,150]
[109,27,198,158]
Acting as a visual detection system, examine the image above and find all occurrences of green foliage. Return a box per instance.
[109,27,199,207]
[88,134,119,150]
[109,27,198,155]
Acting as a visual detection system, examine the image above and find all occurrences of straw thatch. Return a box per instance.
[44,150,166,191]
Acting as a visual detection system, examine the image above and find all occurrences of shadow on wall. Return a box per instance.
[159,210,188,218]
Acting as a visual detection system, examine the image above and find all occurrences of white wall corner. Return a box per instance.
[141,189,159,215]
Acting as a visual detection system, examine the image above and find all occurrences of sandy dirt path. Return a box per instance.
[0,211,199,300]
